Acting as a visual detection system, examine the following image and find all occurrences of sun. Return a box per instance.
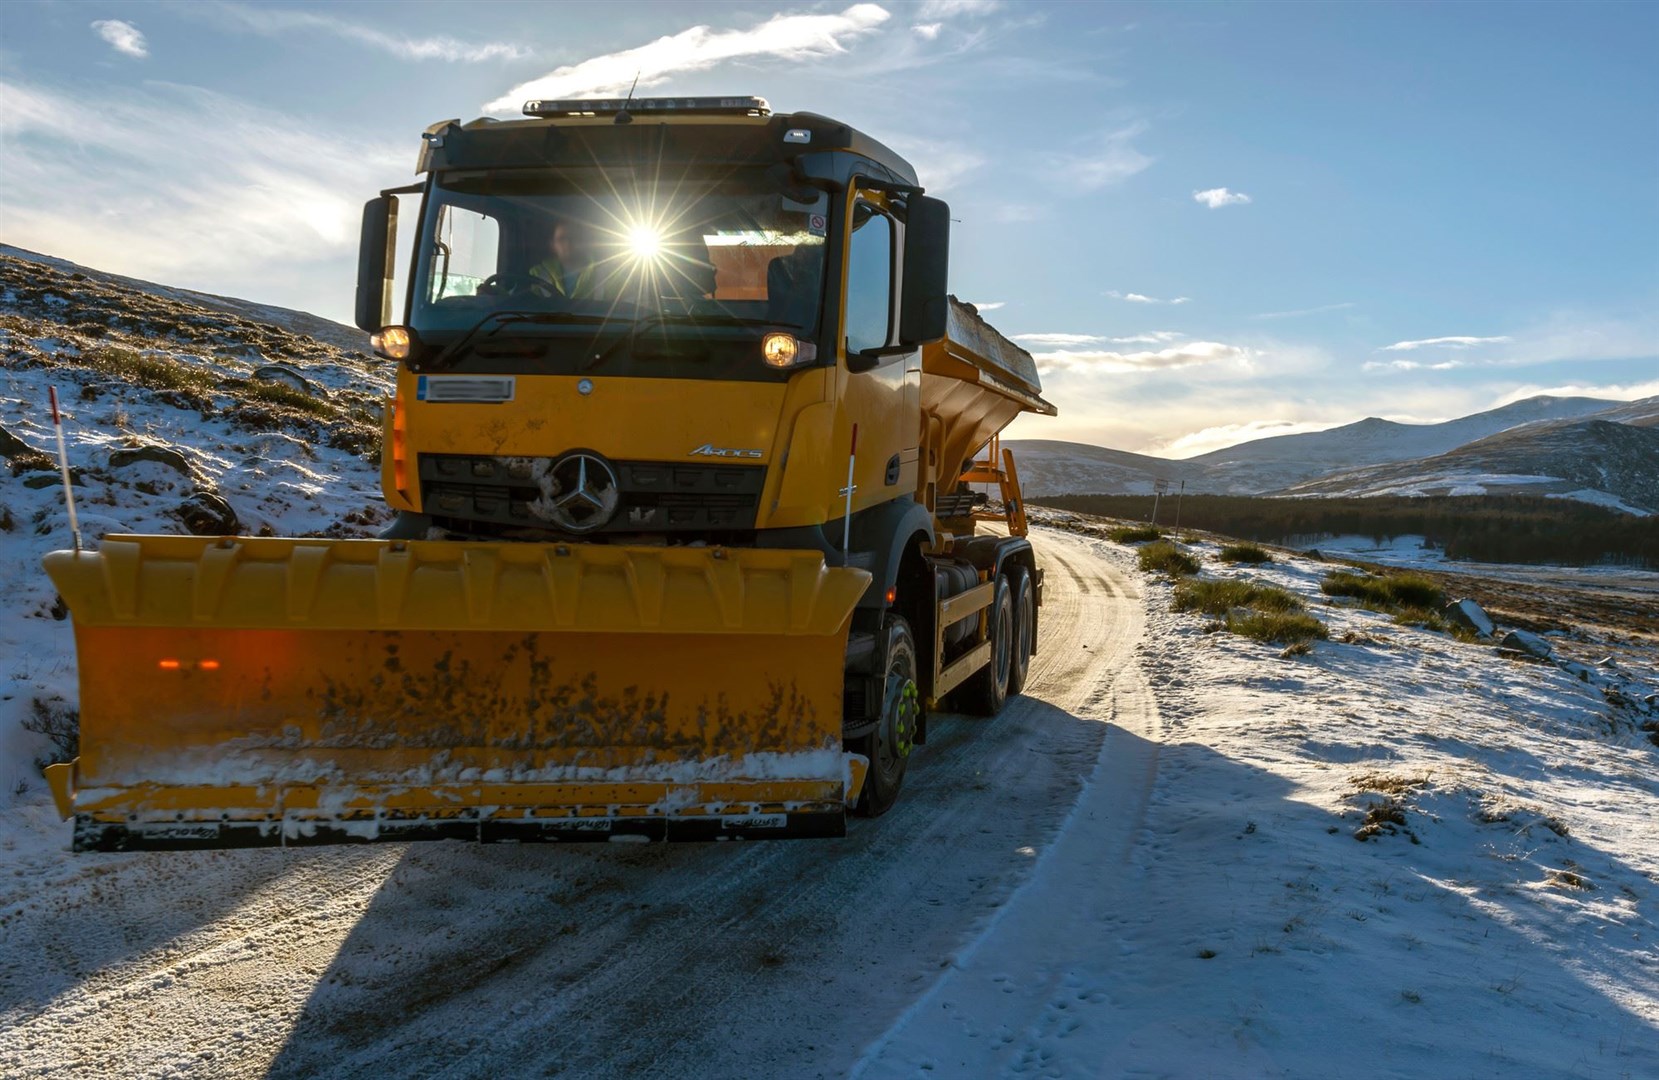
[627,225,662,260]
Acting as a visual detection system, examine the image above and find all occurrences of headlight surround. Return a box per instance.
[762,332,817,370]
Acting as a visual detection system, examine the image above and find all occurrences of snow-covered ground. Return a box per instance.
[859,526,1659,1078]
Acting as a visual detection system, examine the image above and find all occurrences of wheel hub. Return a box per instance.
[883,676,920,759]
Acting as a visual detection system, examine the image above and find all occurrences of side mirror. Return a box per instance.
[355,196,398,334]
[899,195,950,346]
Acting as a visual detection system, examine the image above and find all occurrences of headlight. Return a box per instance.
[371,325,413,361]
[762,332,816,369]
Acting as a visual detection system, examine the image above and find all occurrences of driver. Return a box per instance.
[530,219,603,299]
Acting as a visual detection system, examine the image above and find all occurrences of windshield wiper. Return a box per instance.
[423,310,614,371]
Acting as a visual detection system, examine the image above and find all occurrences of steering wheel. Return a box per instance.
[477,272,543,297]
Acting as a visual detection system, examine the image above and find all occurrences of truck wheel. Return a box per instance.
[956,574,1012,716]
[1007,565,1035,696]
[853,616,920,818]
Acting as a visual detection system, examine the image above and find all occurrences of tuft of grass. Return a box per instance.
[1139,540,1199,577]
[233,377,337,418]
[1218,542,1272,564]
[1228,610,1328,644]
[1107,524,1164,544]
[1321,570,1445,611]
[1173,578,1305,617]
[83,346,219,394]
[21,696,79,772]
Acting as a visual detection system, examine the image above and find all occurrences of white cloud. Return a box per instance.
[1157,420,1338,459]
[919,0,1003,15]
[200,2,526,62]
[1032,340,1253,375]
[1048,123,1153,192]
[1252,301,1355,320]
[1363,359,1463,373]
[881,133,985,192]
[1015,330,1182,347]
[1381,335,1511,351]
[0,76,405,321]
[483,5,891,113]
[1106,290,1189,305]
[966,300,1004,311]
[1193,187,1250,209]
[1015,332,1101,346]
[913,22,943,39]
[92,19,148,58]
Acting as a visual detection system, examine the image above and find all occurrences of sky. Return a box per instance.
[1,1,1655,456]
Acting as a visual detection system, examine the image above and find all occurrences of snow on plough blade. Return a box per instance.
[42,536,870,851]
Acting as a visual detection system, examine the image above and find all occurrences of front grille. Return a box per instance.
[419,453,765,533]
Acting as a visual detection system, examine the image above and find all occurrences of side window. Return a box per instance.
[844,203,893,356]
[428,205,501,302]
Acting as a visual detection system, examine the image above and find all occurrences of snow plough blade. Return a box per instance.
[42,536,870,851]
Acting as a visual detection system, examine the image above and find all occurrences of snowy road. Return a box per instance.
[0,526,1152,1079]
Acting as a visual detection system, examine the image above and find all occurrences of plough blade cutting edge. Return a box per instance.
[42,536,871,851]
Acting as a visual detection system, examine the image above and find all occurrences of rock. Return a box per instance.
[1,423,41,459]
[1441,598,1495,637]
[23,471,84,489]
[251,364,313,393]
[1500,629,1553,660]
[109,444,192,477]
[175,491,240,535]
[1303,549,1325,561]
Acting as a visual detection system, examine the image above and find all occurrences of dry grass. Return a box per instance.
[1228,610,1328,644]
[1218,542,1273,564]
[1107,524,1164,544]
[1322,570,1446,611]
[1173,578,1306,616]
[1138,540,1200,577]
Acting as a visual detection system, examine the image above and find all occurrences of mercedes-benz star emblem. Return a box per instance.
[531,451,619,533]
[576,378,594,396]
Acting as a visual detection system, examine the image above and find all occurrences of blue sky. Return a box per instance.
[2,1,1654,454]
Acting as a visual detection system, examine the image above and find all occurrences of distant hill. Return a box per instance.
[1010,394,1656,513]
[1187,396,1626,492]
[1281,418,1659,513]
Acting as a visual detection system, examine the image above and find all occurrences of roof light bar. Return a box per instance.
[523,96,771,118]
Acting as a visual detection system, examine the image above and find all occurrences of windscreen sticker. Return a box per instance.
[415,375,516,403]
[808,213,827,236]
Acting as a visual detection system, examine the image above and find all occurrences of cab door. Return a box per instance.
[836,190,921,516]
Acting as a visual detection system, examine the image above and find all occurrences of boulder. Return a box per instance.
[175,491,240,535]
[1500,629,1553,660]
[1441,598,1495,637]
[109,444,192,477]
[1,423,40,459]
[251,364,313,393]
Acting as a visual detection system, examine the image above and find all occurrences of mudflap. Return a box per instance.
[43,536,871,851]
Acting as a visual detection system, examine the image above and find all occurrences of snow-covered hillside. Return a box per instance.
[0,247,390,797]
[1283,418,1659,513]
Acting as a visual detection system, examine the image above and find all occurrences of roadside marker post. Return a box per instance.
[47,386,83,552]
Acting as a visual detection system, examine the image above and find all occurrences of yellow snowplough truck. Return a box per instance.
[42,96,1055,850]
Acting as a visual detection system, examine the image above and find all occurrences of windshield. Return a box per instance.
[411,169,829,338]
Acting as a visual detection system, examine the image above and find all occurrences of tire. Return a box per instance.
[1007,565,1035,696]
[852,616,921,818]
[955,574,1013,716]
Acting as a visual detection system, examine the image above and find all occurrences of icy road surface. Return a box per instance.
[0,528,1150,1079]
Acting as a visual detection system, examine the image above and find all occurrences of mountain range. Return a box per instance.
[1010,394,1659,514]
